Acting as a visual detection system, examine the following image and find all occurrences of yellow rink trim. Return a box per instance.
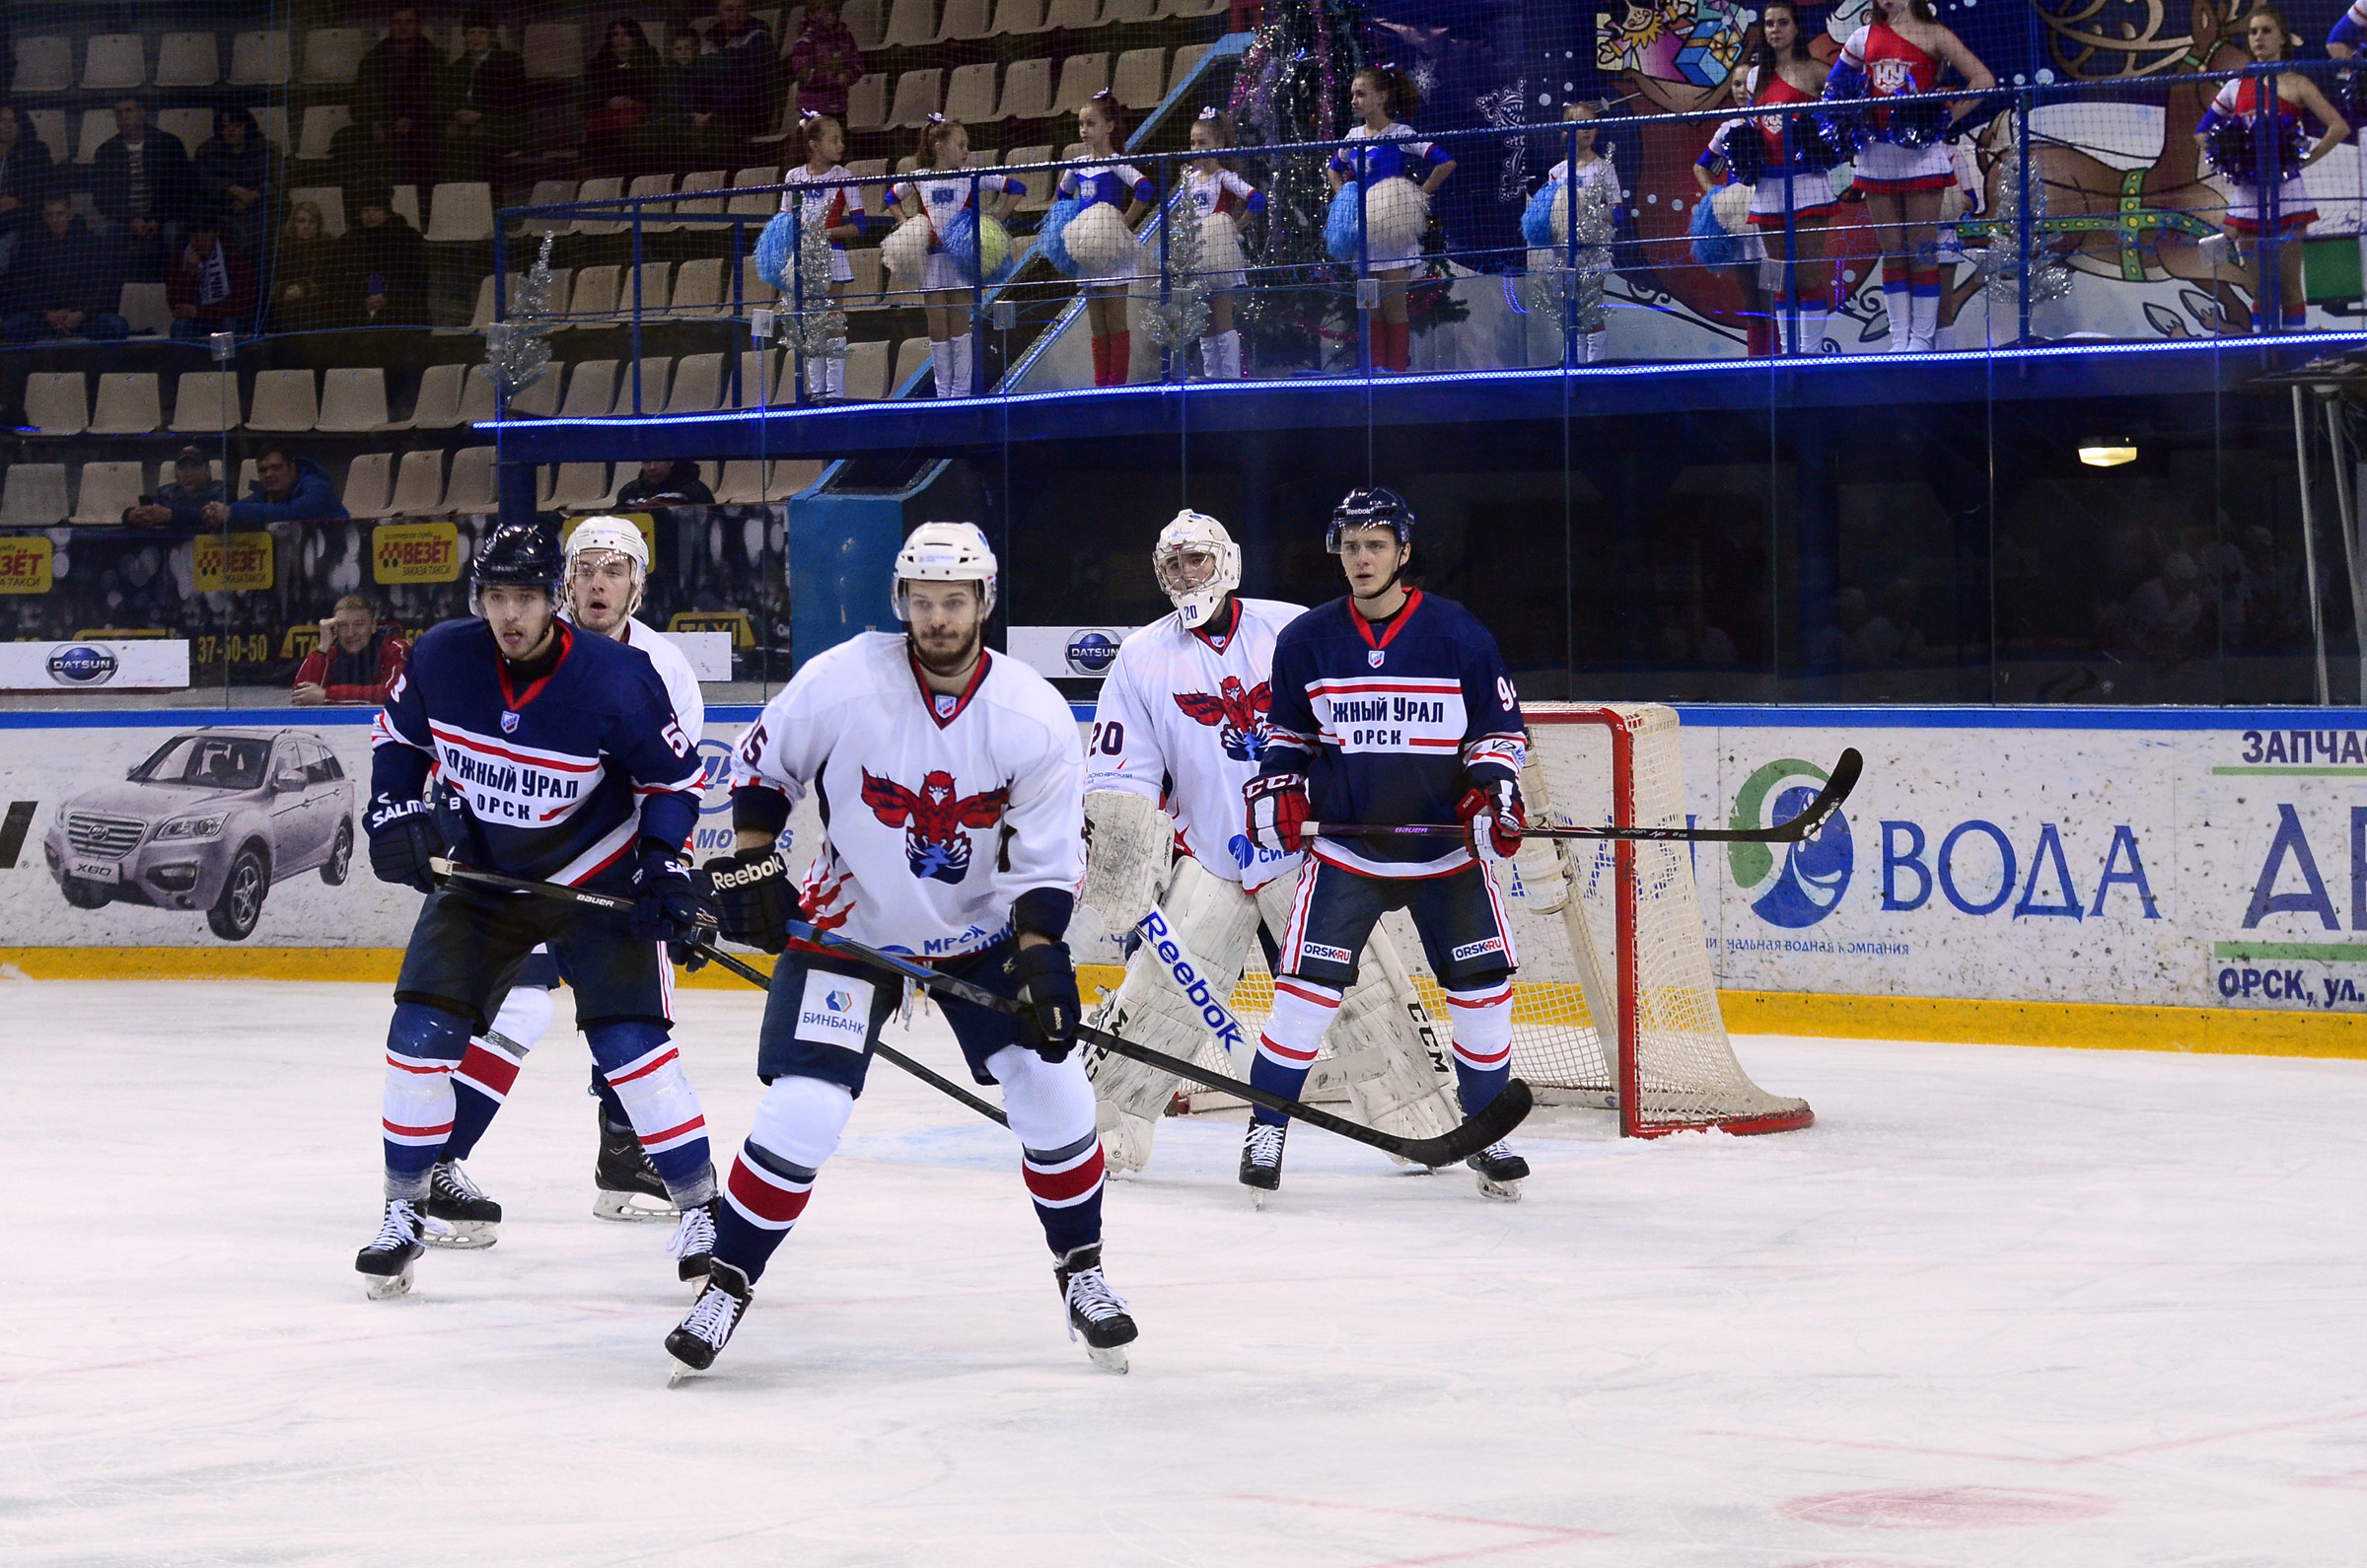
[2,949,2361,1059]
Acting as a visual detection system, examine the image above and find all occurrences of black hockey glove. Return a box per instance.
[627,838,709,949]
[365,794,442,892]
[1006,939,1081,1062]
[702,845,803,955]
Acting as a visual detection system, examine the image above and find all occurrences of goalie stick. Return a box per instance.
[1309,747,1862,845]
[431,861,1534,1168]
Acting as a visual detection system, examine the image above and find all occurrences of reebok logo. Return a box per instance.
[1139,909,1248,1055]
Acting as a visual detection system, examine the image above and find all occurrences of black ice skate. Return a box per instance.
[355,1199,431,1299]
[594,1112,679,1222]
[667,1197,719,1293]
[1239,1121,1287,1207]
[666,1259,753,1384]
[1055,1244,1137,1374]
[1466,1141,1530,1202]
[423,1159,500,1248]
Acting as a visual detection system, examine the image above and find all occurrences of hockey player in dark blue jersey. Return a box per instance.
[1242,487,1533,1201]
[352,522,720,1299]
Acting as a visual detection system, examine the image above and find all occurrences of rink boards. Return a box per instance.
[1,703,2361,1052]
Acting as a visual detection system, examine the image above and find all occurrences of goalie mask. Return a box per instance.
[563,515,649,624]
[892,520,999,620]
[1152,511,1241,630]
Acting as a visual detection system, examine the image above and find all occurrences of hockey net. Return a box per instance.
[1198,702,1811,1137]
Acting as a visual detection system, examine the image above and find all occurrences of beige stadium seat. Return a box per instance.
[670,257,727,316]
[1159,0,1227,16]
[845,74,890,132]
[567,265,622,324]
[386,449,449,515]
[319,368,391,432]
[170,372,243,433]
[22,373,88,436]
[989,0,1049,34]
[81,35,146,91]
[542,463,613,512]
[845,246,886,309]
[894,153,919,177]
[457,364,500,425]
[426,182,495,243]
[506,364,561,419]
[392,185,422,229]
[887,69,943,129]
[892,335,935,394]
[296,105,351,162]
[939,0,995,39]
[674,169,729,230]
[1112,48,1166,109]
[443,447,499,514]
[610,358,673,415]
[26,109,66,163]
[90,374,162,435]
[726,349,781,407]
[158,109,213,159]
[946,63,1000,123]
[1103,0,1157,20]
[739,256,779,309]
[339,452,394,519]
[766,460,828,499]
[1050,54,1109,114]
[840,339,891,400]
[254,105,289,153]
[236,458,263,497]
[1006,146,1055,211]
[1169,41,1212,85]
[1042,0,1101,27]
[517,178,577,239]
[13,36,73,94]
[623,172,677,231]
[727,166,783,217]
[711,460,767,505]
[117,283,173,337]
[995,59,1052,121]
[883,0,938,47]
[155,33,221,88]
[70,462,146,525]
[522,23,584,78]
[246,370,319,433]
[0,463,69,527]
[558,361,619,418]
[288,184,347,236]
[302,29,372,85]
[843,0,888,47]
[230,31,292,86]
[399,364,468,430]
[623,260,672,315]
[74,108,116,165]
[572,176,626,237]
[664,353,725,413]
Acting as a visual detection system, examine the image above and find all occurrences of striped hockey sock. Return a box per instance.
[716,1075,852,1284]
[591,1023,713,1206]
[1022,1132,1107,1257]
[441,983,552,1163]
[1444,977,1516,1114]
[382,1002,468,1200]
[1248,978,1343,1127]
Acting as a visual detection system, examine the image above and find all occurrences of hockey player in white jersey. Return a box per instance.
[667,522,1137,1377]
[422,517,709,1246]
[1080,511,1463,1175]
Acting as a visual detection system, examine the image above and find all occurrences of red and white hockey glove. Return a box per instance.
[1457,778,1524,864]
[1244,773,1310,856]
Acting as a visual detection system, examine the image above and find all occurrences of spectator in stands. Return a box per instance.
[2,193,127,342]
[123,447,227,527]
[354,5,449,189]
[656,29,726,170]
[615,458,716,506]
[200,444,349,528]
[92,97,193,281]
[292,594,409,706]
[0,105,57,283]
[699,0,785,157]
[270,201,341,335]
[581,19,666,177]
[340,188,428,326]
[787,0,865,122]
[445,11,527,187]
[194,107,281,256]
[167,213,260,339]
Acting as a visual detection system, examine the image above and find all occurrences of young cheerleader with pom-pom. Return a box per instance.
[781,110,867,398]
[1729,3,1842,355]
[893,114,1023,395]
[1527,102,1623,364]
[1184,107,1263,380]
[1327,63,1455,373]
[1056,91,1155,387]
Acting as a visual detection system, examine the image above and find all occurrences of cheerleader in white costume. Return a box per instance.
[1541,102,1625,364]
[1059,90,1155,387]
[894,115,1024,395]
[1327,64,1455,372]
[2194,7,2349,332]
[1822,0,1993,351]
[1183,108,1264,381]
[782,111,869,398]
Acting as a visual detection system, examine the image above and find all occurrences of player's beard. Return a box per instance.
[909,620,982,679]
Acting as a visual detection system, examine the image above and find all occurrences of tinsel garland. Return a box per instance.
[1141,184,1212,352]
[1973,160,2073,307]
[486,233,557,397]
[1524,178,1615,338]
[790,206,850,362]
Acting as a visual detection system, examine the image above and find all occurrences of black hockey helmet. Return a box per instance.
[1325,485,1414,553]
[471,520,563,591]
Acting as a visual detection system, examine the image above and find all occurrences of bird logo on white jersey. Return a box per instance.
[1172,677,1273,763]
[860,767,1009,884]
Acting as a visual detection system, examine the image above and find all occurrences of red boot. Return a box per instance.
[1108,331,1131,385]
[1090,333,1111,387]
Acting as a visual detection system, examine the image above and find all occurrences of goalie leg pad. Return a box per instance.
[1081,789,1175,934]
[989,1045,1106,1256]
[590,1021,715,1207]
[1442,974,1516,1114]
[716,1074,852,1283]
[1331,927,1463,1150]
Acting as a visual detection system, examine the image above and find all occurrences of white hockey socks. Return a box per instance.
[599,1033,714,1206]
[930,338,957,397]
[1443,976,1516,1112]
[949,333,974,395]
[992,1046,1107,1256]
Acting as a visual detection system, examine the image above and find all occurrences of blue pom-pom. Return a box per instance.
[1324,181,1364,262]
[1520,182,1558,248]
[753,211,799,290]
[942,207,1016,287]
[1036,194,1085,278]
[1688,193,1743,269]
[1722,125,1765,186]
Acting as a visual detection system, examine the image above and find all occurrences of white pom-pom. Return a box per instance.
[881,214,933,280]
[1712,180,1752,235]
[1549,186,1570,244]
[1363,176,1428,254]
[1064,202,1136,276]
[1200,215,1246,276]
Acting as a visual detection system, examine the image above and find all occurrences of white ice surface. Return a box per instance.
[6,981,2367,1565]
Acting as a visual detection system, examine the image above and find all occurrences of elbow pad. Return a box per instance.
[1012,887,1074,944]
[1245,190,1267,215]
[2334,9,2367,48]
[1823,59,1868,100]
[732,784,793,836]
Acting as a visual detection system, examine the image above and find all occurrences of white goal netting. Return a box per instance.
[1187,702,1811,1136]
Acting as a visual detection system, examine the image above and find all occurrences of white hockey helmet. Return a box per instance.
[563,515,649,618]
[892,520,999,620]
[1152,510,1241,630]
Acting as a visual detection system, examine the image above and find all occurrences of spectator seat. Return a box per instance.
[558,361,620,418]
[940,0,995,40]
[0,463,70,527]
[81,36,147,92]
[246,371,320,433]
[288,185,348,237]
[23,373,88,436]
[665,353,725,413]
[1112,48,1166,109]
[846,74,891,131]
[397,364,468,430]
[884,0,940,47]
[522,24,585,79]
[443,447,499,514]
[386,449,448,514]
[319,369,392,432]
[12,36,72,95]
[90,374,163,435]
[946,63,1000,123]
[888,69,944,130]
[169,372,243,433]
[301,30,372,86]
[230,31,292,86]
[426,182,496,244]
[296,106,352,162]
[155,33,222,88]
[71,462,145,525]
[994,59,1052,120]
[1050,54,1109,114]
[340,452,394,519]
[841,338,891,399]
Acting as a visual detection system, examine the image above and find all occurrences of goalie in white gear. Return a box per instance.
[1081,510,1463,1173]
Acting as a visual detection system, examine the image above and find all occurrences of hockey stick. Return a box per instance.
[425,860,1011,1129]
[1307,747,1862,845]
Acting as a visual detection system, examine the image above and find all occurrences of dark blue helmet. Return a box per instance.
[470,521,562,592]
[1326,485,1413,552]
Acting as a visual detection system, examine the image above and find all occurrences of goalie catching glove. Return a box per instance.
[1244,772,1311,856]
[703,845,803,954]
[1457,777,1524,864]
[1007,940,1082,1062]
